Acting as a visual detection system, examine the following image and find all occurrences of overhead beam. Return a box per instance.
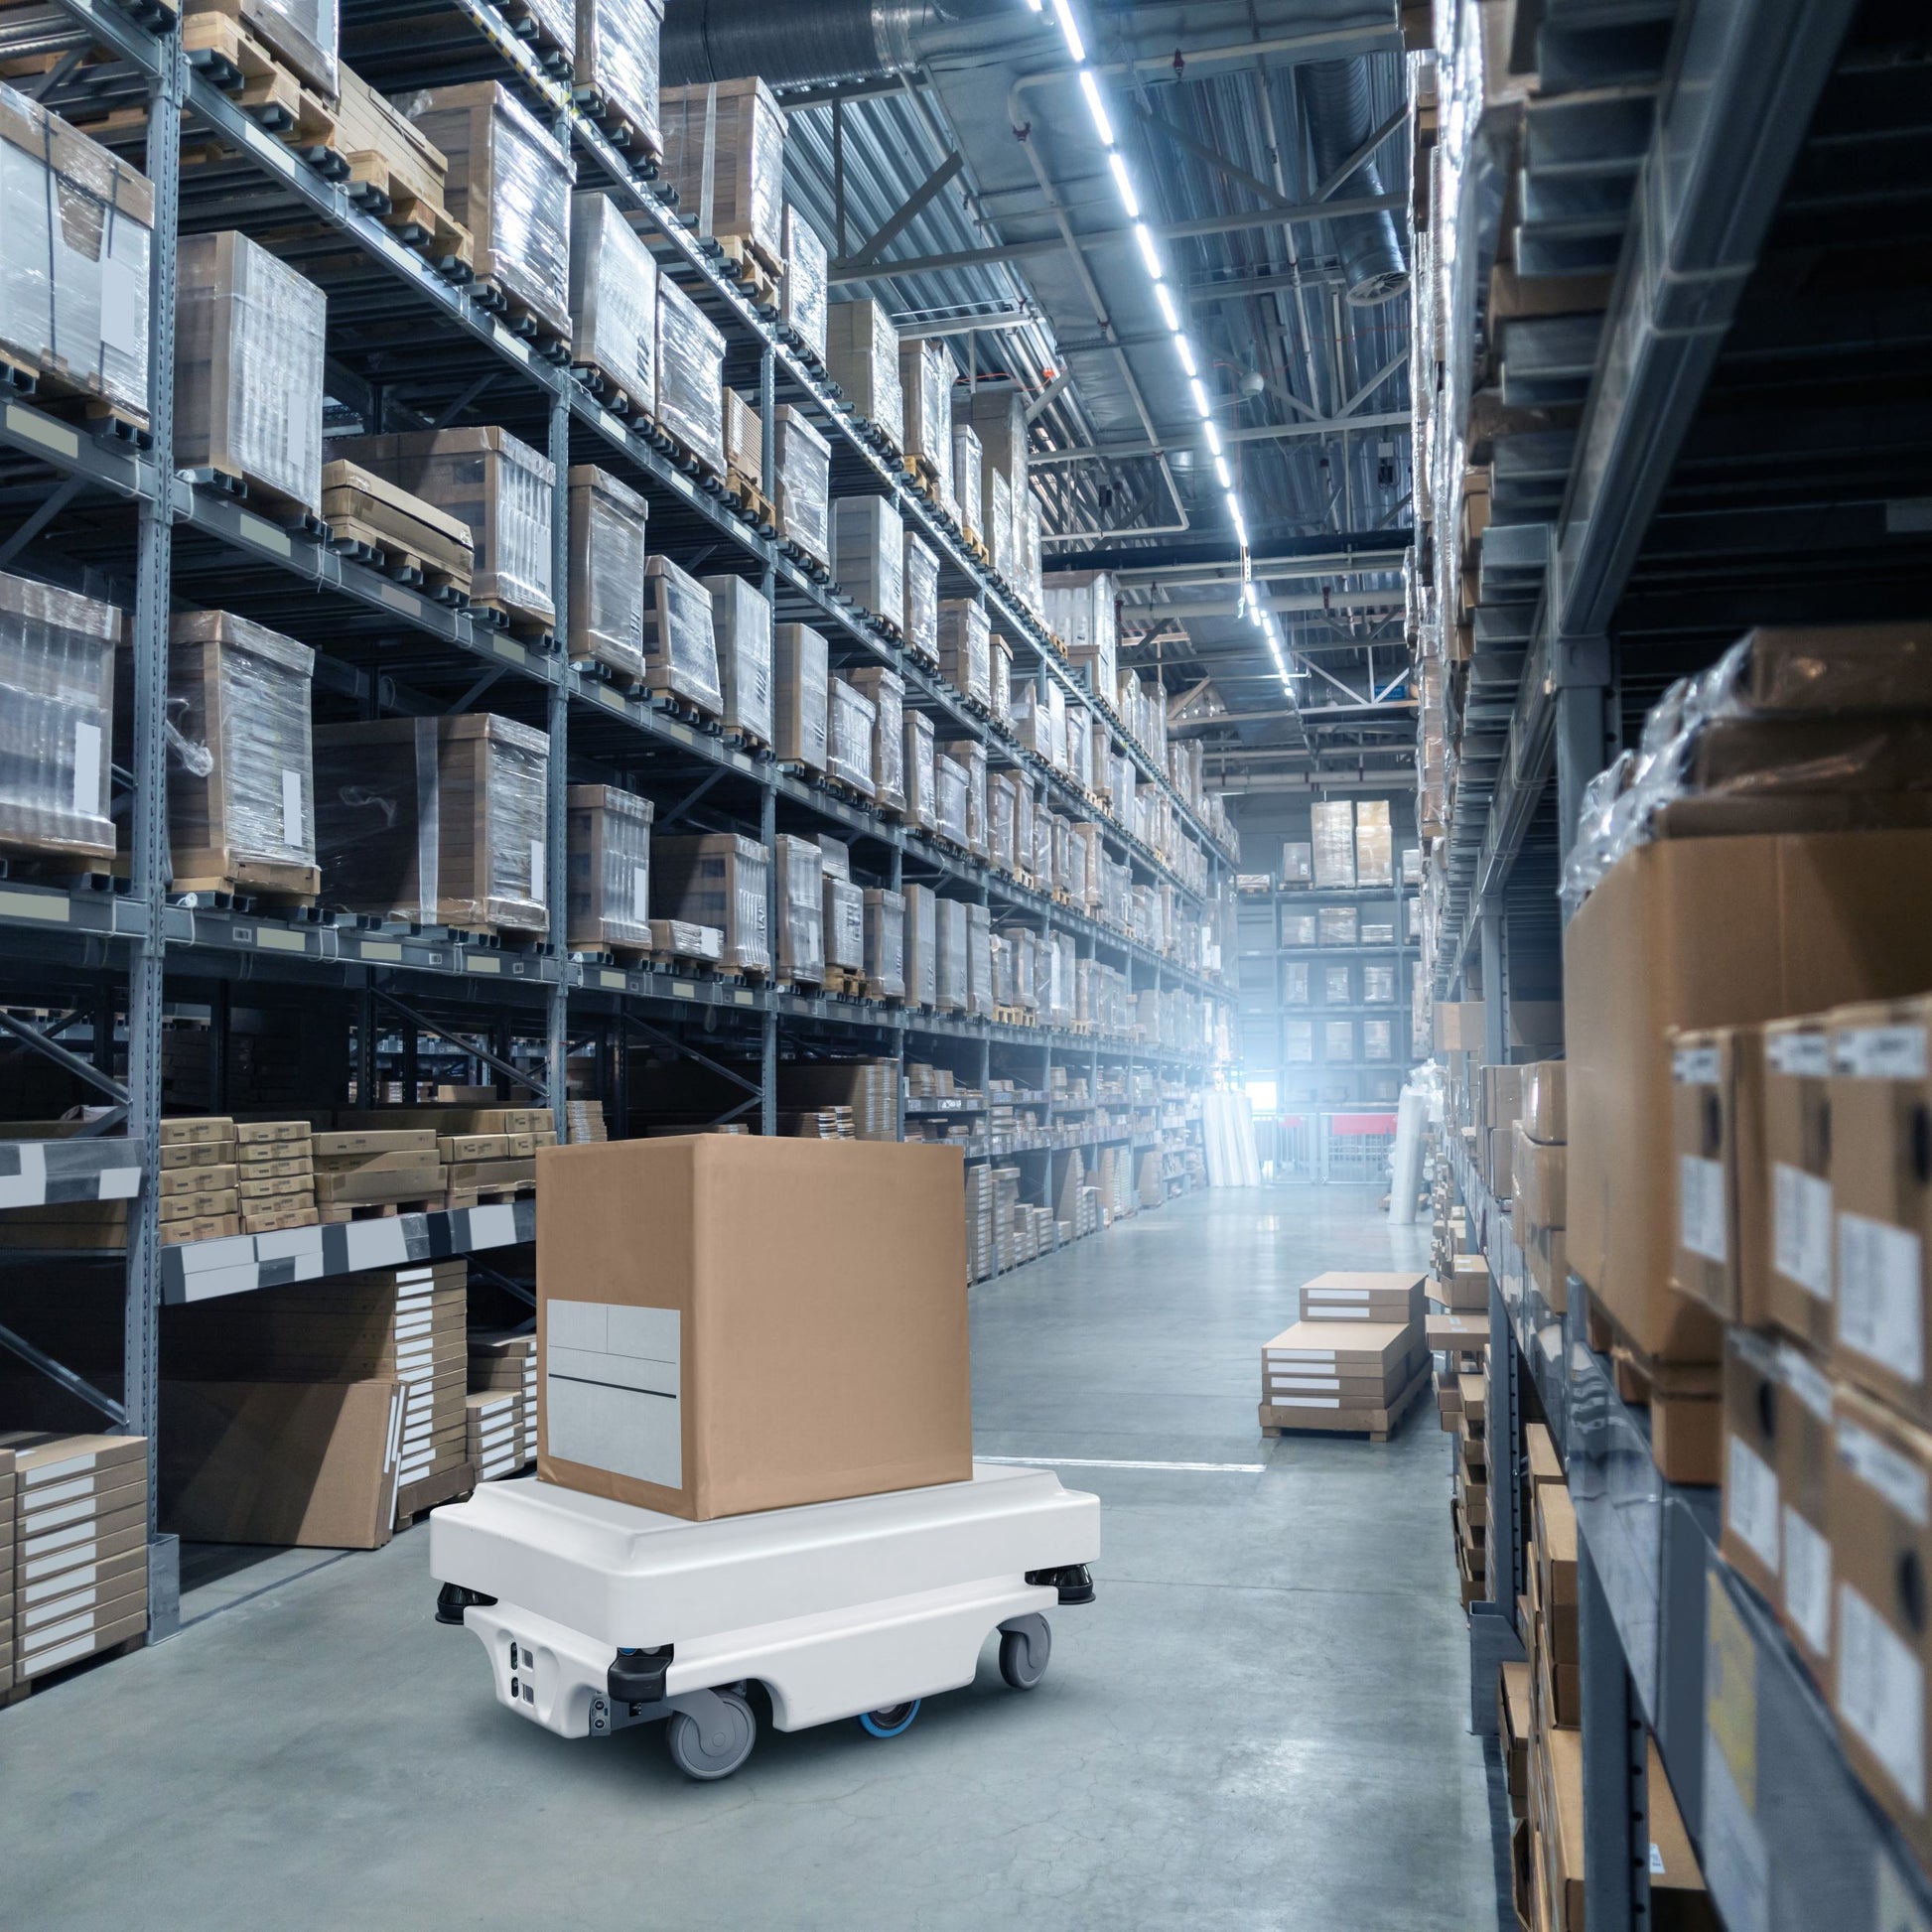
[1132,105,1299,213]
[833,152,965,270]
[1046,528,1413,577]
[1029,411,1410,468]
[1311,104,1407,203]
[1188,265,1351,305]
[1124,590,1405,621]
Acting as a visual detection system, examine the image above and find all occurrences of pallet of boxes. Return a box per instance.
[1258,1272,1428,1442]
[468,1328,537,1482]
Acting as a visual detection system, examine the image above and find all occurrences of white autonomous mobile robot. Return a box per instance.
[431,1462,1100,1779]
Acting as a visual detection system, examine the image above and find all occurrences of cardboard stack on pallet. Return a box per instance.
[469,1329,537,1470]
[0,1449,11,1695]
[311,1128,441,1218]
[465,1390,521,1483]
[1258,1275,1428,1441]
[233,1120,316,1234]
[1452,1355,1487,1606]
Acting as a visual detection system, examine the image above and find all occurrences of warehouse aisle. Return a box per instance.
[0,1190,1493,1932]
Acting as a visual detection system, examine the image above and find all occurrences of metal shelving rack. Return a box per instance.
[0,0,1239,1646]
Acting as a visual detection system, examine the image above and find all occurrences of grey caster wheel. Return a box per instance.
[999,1613,1051,1691]
[665,1690,757,1780]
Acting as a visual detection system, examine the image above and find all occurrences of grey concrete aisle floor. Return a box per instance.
[0,1187,1495,1932]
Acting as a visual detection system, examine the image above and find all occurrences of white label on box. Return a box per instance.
[529,839,545,903]
[1781,1509,1831,1657]
[1679,1155,1727,1263]
[99,257,142,358]
[1309,1288,1370,1302]
[1768,1029,1830,1078]
[1838,1583,1926,1812]
[71,721,101,816]
[1838,1417,1931,1529]
[1674,1045,1722,1085]
[1272,1348,1338,1363]
[25,1449,98,1487]
[1835,1025,1928,1081]
[281,768,303,849]
[1271,1395,1340,1410]
[1270,1375,1341,1392]
[1305,1306,1369,1319]
[1773,1165,1833,1301]
[545,1300,681,1489]
[1649,1843,1666,1876]
[1838,1214,1924,1385]
[631,865,648,924]
[1725,1435,1781,1575]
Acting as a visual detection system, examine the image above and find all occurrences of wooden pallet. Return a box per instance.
[393,1457,476,1530]
[903,452,943,497]
[444,1183,535,1210]
[819,965,869,999]
[647,688,724,734]
[0,348,151,444]
[994,1005,1036,1028]
[333,66,475,272]
[724,468,777,532]
[183,12,343,160]
[471,597,556,649]
[322,460,474,595]
[170,858,321,908]
[716,234,781,311]
[1258,1362,1432,1445]
[471,277,571,356]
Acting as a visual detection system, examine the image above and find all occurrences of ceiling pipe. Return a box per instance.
[1299,61,1408,305]
[660,1,1011,88]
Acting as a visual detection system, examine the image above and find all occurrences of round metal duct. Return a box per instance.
[1300,60,1409,306]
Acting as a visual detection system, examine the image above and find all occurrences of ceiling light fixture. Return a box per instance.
[1050,0,1084,61]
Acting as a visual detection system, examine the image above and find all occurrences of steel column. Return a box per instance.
[546,393,571,1140]
[759,781,777,1135]
[1480,907,1505,1067]
[1580,1536,1652,1925]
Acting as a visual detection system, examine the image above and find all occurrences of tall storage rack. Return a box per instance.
[0,0,1237,1648]
[1413,0,1932,1924]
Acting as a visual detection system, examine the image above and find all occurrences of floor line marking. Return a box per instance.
[977,1455,1267,1474]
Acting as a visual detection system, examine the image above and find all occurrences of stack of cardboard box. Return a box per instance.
[234,1120,316,1235]
[159,1116,240,1242]
[465,1391,521,1482]
[1452,1357,1487,1606]
[469,1329,537,1470]
[0,1448,12,1695]
[1513,1062,1567,1310]
[1258,1275,1428,1439]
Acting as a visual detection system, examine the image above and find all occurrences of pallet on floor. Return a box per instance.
[1258,1361,1432,1444]
[393,1457,476,1530]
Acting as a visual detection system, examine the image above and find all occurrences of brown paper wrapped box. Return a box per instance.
[536,1136,971,1520]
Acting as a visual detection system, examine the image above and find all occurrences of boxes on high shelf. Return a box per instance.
[827,676,877,800]
[1355,798,1393,887]
[535,1137,972,1519]
[404,82,571,338]
[567,466,649,686]
[963,389,1026,555]
[313,714,549,933]
[937,601,991,710]
[158,611,316,897]
[703,574,772,750]
[898,338,955,513]
[951,424,983,544]
[1667,1028,1764,1327]
[654,272,728,478]
[652,832,770,976]
[780,205,827,361]
[1281,841,1312,886]
[1532,1476,1581,1726]
[568,192,655,411]
[567,783,653,955]
[642,554,723,714]
[772,405,831,571]
[826,299,903,453]
[774,832,824,986]
[773,622,829,773]
[933,897,968,1013]
[0,84,153,430]
[903,710,936,832]
[1757,1015,1833,1350]
[336,426,555,629]
[831,495,903,632]
[902,533,939,665]
[984,467,1013,579]
[176,230,325,517]
[864,888,905,1002]
[1438,1252,1491,1313]
[657,76,785,272]
[846,666,904,814]
[310,1128,442,1207]
[1311,799,1356,889]
[823,868,864,977]
[574,0,663,159]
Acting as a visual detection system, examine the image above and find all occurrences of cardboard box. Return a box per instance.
[1522,1060,1566,1144]
[1565,831,1932,1363]
[1428,1311,1489,1349]
[1499,1660,1531,1812]
[1719,1326,1784,1605]
[652,833,770,976]
[1511,1122,1566,1230]
[1758,1015,1834,1350]
[1260,1320,1421,1406]
[535,1138,972,1520]
[1488,1127,1515,1200]
[1483,1063,1525,1129]
[1525,1423,1563,1490]
[1668,1028,1767,1326]
[1297,1271,1426,1325]
[1439,1254,1492,1312]
[1524,1223,1569,1311]
[1829,997,1932,1423]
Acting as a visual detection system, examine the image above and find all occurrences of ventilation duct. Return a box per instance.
[1300,60,1408,306]
[660,0,1008,89]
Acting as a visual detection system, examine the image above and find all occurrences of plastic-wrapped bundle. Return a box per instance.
[824,875,864,971]
[1010,685,1057,766]
[1283,910,1316,947]
[989,773,1017,874]
[1364,963,1396,1004]
[903,883,937,1007]
[1281,840,1311,885]
[1283,961,1310,1005]
[654,274,727,477]
[773,405,831,570]
[658,78,785,269]
[992,638,1012,727]
[826,299,903,453]
[902,534,939,665]
[952,425,983,541]
[338,426,555,625]
[967,902,993,1019]
[999,925,1036,1012]
[863,888,904,1001]
[569,194,656,407]
[1064,699,1092,788]
[165,612,316,889]
[576,0,663,156]
[934,897,968,1012]
[1062,822,1089,904]
[986,469,1013,578]
[405,84,571,337]
[1322,963,1352,1005]
[1050,932,1076,1027]
[0,573,118,862]
[773,832,824,984]
[217,0,339,96]
[936,600,990,708]
[934,753,969,849]
[1311,799,1356,888]
[1015,777,1036,881]
[1043,571,1116,699]
[832,495,903,632]
[781,205,828,360]
[652,833,768,972]
[897,339,955,512]
[0,88,154,428]
[1022,501,1043,616]
[566,782,653,953]
[568,467,649,684]
[1035,808,1058,890]
[827,676,877,798]
[703,574,772,748]
[720,387,759,481]
[314,715,548,932]
[641,554,723,712]
[903,709,935,831]
[1363,1020,1393,1063]
[176,230,325,517]
[1317,905,1358,945]
[941,739,986,858]
[847,666,903,813]
[773,622,829,771]
[1355,798,1393,885]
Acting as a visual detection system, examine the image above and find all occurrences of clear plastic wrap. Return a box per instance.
[654,273,727,476]
[165,611,316,884]
[568,466,649,684]
[847,666,903,813]
[575,0,662,154]
[721,387,759,479]
[0,572,118,861]
[176,230,325,516]
[935,897,969,1012]
[566,782,653,952]
[992,638,1012,728]
[229,0,338,95]
[827,675,877,797]
[1014,776,1035,880]
[903,709,936,831]
[405,84,571,337]
[774,832,824,984]
[989,773,1017,875]
[1281,840,1311,885]
[902,534,939,664]
[1354,798,1393,886]
[781,205,828,360]
[987,468,1013,579]
[1364,1020,1393,1063]
[832,494,903,631]
[991,932,1016,1009]
[952,424,983,541]
[1061,819,1088,903]
[937,600,991,708]
[0,84,152,426]
[1042,571,1116,699]
[967,902,993,1018]
[703,574,772,748]
[934,752,969,849]
[314,714,548,931]
[652,832,769,973]
[817,833,850,882]
[898,338,954,511]
[1364,963,1396,1004]
[1064,699,1092,789]
[1323,963,1352,1004]
[642,554,723,712]
[1317,905,1358,946]
[903,882,937,1007]
[952,740,987,858]
[824,875,864,971]
[826,298,903,452]
[1284,961,1310,1005]
[569,194,656,405]
[773,622,829,770]
[863,888,904,1000]
[1283,910,1316,947]
[658,77,785,267]
[773,405,831,570]
[1311,799,1356,889]
[1324,1020,1355,1063]
[338,426,555,624]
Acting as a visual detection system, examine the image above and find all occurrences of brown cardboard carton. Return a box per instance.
[1499,1659,1531,1812]
[1483,1063,1525,1129]
[1440,1253,1492,1311]
[1511,1122,1566,1230]
[536,1137,972,1520]
[1830,1384,1932,1863]
[1296,1270,1426,1325]
[1489,1126,1516,1200]
[1720,1327,1784,1605]
[1525,1422,1563,1490]
[1522,1060,1567,1144]
[1668,1029,1767,1326]
[1758,1016,1835,1350]
[1565,830,1932,1363]
[1829,998,1932,1424]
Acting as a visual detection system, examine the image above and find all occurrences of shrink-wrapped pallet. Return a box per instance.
[651,832,768,974]
[943,737,988,859]
[186,0,339,97]
[989,772,1018,875]
[720,387,759,482]
[824,873,864,973]
[781,205,828,359]
[568,193,655,409]
[774,832,824,985]
[773,622,829,771]
[986,468,1013,578]
[952,424,982,543]
[903,533,939,665]
[658,76,785,271]
[937,600,990,709]
[567,466,648,685]
[934,752,969,849]
[903,709,935,832]
[1355,797,1393,887]
[575,0,663,158]
[773,404,831,570]
[641,554,723,713]
[566,782,653,953]
[702,574,772,749]
[1043,571,1116,701]
[1311,799,1356,888]
[967,902,993,1019]
[827,675,877,798]
[826,299,903,453]
[992,637,1012,727]
[903,882,937,1007]
[934,897,968,1013]
[832,495,903,632]
[863,888,904,1002]
[898,338,955,511]
[654,273,727,478]
[847,666,903,814]
[0,574,117,863]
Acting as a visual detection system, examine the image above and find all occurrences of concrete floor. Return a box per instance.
[0,1187,1496,1932]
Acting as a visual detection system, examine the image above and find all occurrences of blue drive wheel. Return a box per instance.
[858,1700,921,1738]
